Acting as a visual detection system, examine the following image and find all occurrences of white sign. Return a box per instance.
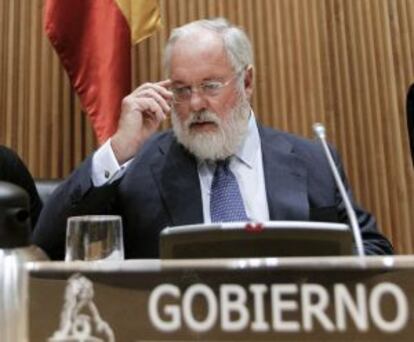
[148,282,409,333]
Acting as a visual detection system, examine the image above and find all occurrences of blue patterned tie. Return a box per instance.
[210,160,249,222]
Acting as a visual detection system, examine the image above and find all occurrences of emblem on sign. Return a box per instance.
[49,273,115,342]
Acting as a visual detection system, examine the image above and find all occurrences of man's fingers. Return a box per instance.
[139,98,167,123]
[134,80,173,100]
[157,79,172,88]
[136,88,171,113]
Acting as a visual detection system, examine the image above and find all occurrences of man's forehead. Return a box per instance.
[169,32,233,81]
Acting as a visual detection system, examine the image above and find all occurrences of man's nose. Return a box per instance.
[189,90,207,112]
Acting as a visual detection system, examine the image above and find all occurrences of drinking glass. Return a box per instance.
[65,215,124,261]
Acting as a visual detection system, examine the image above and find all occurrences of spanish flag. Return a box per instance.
[44,0,161,143]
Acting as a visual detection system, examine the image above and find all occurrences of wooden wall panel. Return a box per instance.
[0,0,413,253]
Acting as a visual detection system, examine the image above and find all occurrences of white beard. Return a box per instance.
[171,98,251,161]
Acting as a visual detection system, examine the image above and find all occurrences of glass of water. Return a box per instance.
[65,215,124,261]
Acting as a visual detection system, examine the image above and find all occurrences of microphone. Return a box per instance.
[313,123,365,257]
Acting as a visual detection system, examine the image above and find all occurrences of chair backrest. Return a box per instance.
[35,179,62,205]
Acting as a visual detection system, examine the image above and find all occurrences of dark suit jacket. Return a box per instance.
[33,126,393,259]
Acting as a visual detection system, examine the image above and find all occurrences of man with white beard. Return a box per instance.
[34,18,393,260]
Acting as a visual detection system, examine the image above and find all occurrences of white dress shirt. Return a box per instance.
[91,139,131,186]
[91,113,269,222]
[197,114,269,222]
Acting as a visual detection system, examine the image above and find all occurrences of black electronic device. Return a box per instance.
[159,221,353,259]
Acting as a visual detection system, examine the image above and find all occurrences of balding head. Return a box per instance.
[164,18,253,76]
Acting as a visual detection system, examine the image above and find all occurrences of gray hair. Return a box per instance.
[163,17,254,75]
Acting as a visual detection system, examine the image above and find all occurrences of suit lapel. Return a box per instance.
[259,126,309,221]
[150,137,203,226]
[151,126,309,225]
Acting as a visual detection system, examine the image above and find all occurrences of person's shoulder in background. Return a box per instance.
[0,145,43,227]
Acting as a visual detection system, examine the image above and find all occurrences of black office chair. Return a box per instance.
[35,179,62,205]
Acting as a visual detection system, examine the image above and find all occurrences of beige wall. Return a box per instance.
[0,0,413,253]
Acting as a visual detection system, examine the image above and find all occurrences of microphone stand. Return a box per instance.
[313,123,365,257]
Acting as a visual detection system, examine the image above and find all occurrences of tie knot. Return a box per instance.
[215,159,230,172]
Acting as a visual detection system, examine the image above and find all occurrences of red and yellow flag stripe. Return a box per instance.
[44,0,161,143]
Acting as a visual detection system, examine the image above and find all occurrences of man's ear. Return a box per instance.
[243,65,254,99]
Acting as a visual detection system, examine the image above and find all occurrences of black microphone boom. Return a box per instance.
[313,123,365,257]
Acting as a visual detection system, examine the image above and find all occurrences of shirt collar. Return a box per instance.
[233,111,260,169]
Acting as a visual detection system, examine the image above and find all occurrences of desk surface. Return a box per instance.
[27,254,413,273]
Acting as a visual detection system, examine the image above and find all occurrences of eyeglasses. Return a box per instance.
[171,71,243,103]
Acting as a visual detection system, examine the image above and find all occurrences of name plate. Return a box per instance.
[28,256,414,341]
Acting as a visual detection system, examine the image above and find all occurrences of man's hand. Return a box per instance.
[111,80,173,164]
